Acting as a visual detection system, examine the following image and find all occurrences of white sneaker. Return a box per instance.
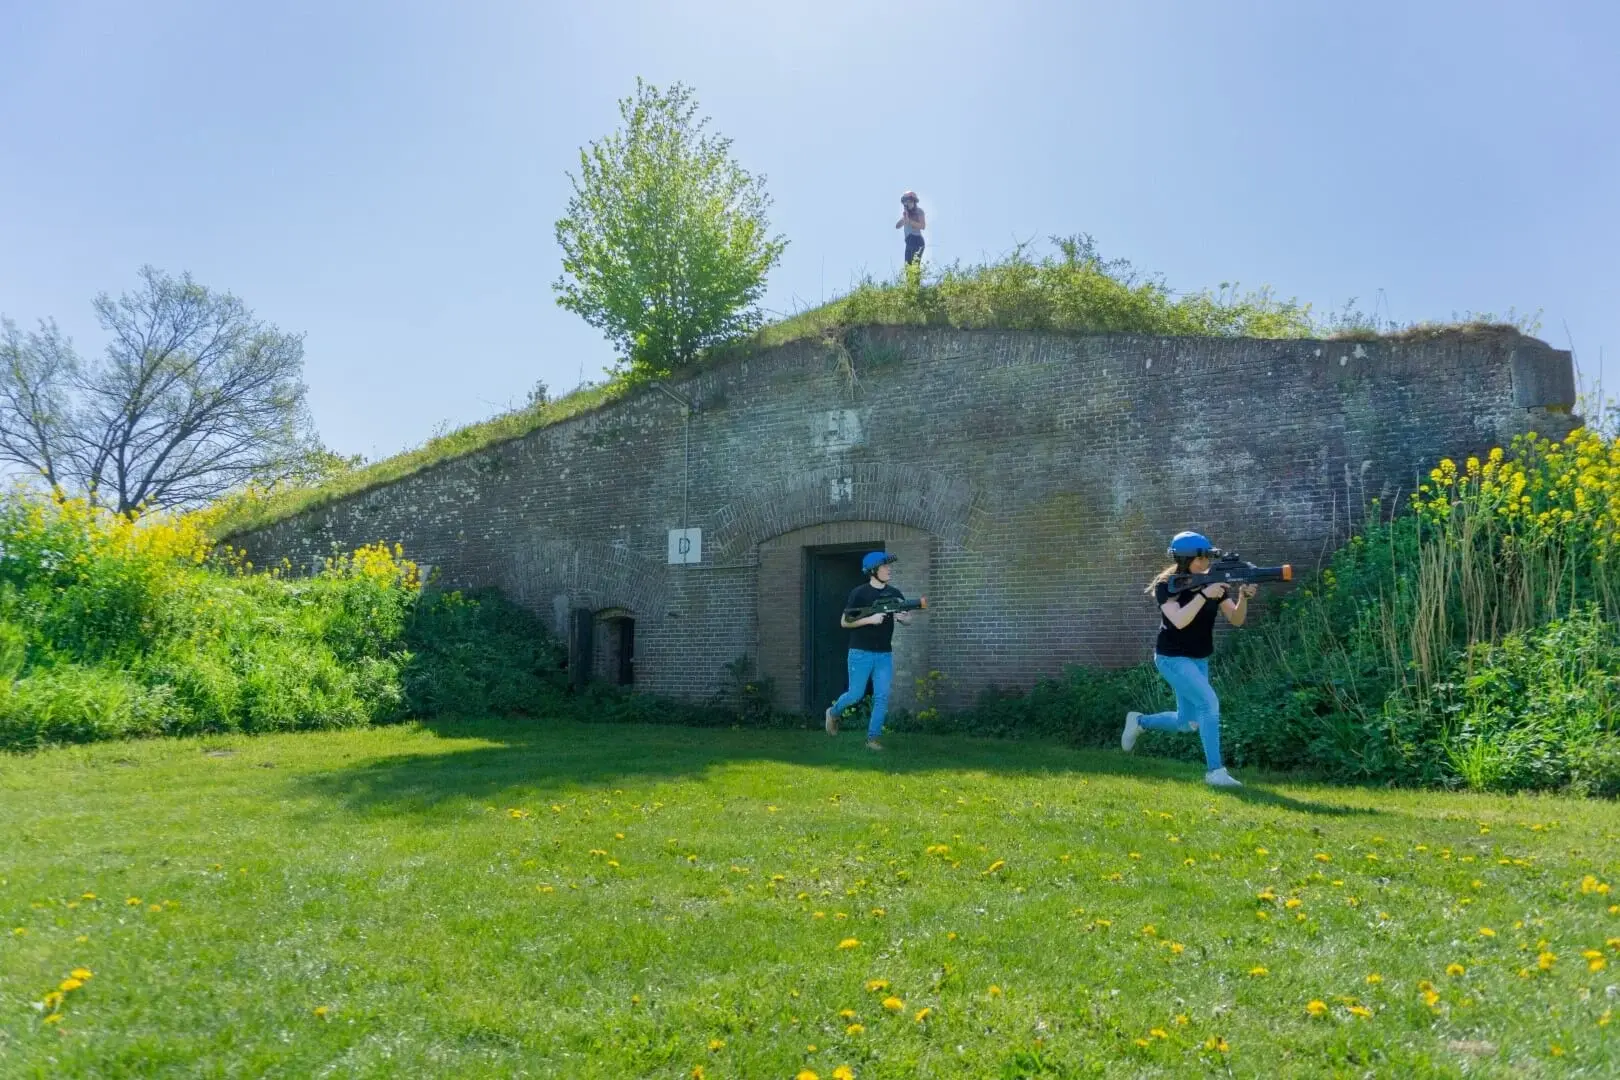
[1121,712,1142,752]
[825,707,839,736]
[1205,767,1243,789]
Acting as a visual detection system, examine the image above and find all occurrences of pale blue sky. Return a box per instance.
[2,1,1615,461]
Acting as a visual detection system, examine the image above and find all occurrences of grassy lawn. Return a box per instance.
[2,721,1617,1078]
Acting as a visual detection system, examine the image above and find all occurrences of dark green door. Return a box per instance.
[804,546,875,712]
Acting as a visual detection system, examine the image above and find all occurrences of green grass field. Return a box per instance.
[2,721,1616,1078]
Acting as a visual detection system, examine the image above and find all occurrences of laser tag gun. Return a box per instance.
[843,596,929,619]
[1166,552,1292,595]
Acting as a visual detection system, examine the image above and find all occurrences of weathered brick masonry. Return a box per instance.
[230,328,1577,713]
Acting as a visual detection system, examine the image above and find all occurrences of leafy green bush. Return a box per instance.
[0,492,569,751]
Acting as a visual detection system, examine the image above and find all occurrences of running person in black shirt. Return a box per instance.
[825,551,913,750]
[1120,531,1256,788]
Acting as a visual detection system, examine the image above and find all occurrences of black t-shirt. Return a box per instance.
[1154,581,1220,659]
[845,583,903,653]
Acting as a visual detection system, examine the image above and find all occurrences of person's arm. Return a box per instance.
[1160,585,1227,629]
[896,215,906,228]
[1221,584,1258,627]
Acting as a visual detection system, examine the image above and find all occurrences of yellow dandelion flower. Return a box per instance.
[313,1005,328,1018]
[914,1007,932,1023]
[881,996,904,1013]
[832,1068,855,1080]
[1422,990,1441,1008]
[42,991,63,1010]
[1590,957,1608,972]
[707,1038,724,1050]
[1257,888,1276,902]
[988,985,1003,997]
[43,1014,63,1025]
[1285,898,1302,910]
[1306,1000,1328,1018]
[1446,963,1465,977]
[837,938,860,950]
[81,893,96,901]
[58,978,83,992]
[796,1071,820,1080]
[845,1022,865,1035]
[1314,853,1331,862]
[1349,1005,1373,1019]
[864,979,889,993]
[1551,1045,1565,1057]
[1539,951,1556,970]
[1248,966,1269,977]
[1366,973,1382,985]
[1149,1027,1168,1038]
[984,859,1006,874]
[691,1068,705,1080]
[125,897,141,906]
[1479,927,1496,937]
[1174,1014,1190,1025]
[1134,1038,1151,1048]
[1255,847,1269,856]
[1168,942,1185,955]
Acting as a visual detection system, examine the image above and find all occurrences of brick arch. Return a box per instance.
[500,537,670,627]
[710,462,986,560]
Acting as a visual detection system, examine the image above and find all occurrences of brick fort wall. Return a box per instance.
[228,328,1578,713]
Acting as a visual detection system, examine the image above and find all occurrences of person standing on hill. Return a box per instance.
[1121,531,1257,788]
[896,191,926,265]
[826,551,912,751]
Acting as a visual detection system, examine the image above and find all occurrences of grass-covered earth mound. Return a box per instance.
[210,237,1535,541]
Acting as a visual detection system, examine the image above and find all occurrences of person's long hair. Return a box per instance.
[1145,557,1194,595]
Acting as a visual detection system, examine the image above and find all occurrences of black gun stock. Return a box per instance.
[1167,552,1292,595]
[843,596,928,619]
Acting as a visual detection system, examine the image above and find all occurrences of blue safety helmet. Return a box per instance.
[862,551,897,575]
[1167,531,1217,559]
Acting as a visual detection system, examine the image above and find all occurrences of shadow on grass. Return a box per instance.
[291,716,1379,820]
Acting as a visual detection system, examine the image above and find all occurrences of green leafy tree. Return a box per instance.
[553,79,787,379]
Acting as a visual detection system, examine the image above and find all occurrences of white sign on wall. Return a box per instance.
[668,527,702,565]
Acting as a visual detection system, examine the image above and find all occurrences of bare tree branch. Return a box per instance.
[0,267,317,514]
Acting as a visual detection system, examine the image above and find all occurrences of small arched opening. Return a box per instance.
[592,608,636,687]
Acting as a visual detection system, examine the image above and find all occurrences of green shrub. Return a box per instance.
[0,492,571,751]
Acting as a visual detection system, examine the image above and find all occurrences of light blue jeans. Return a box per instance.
[830,649,893,739]
[1141,654,1224,771]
